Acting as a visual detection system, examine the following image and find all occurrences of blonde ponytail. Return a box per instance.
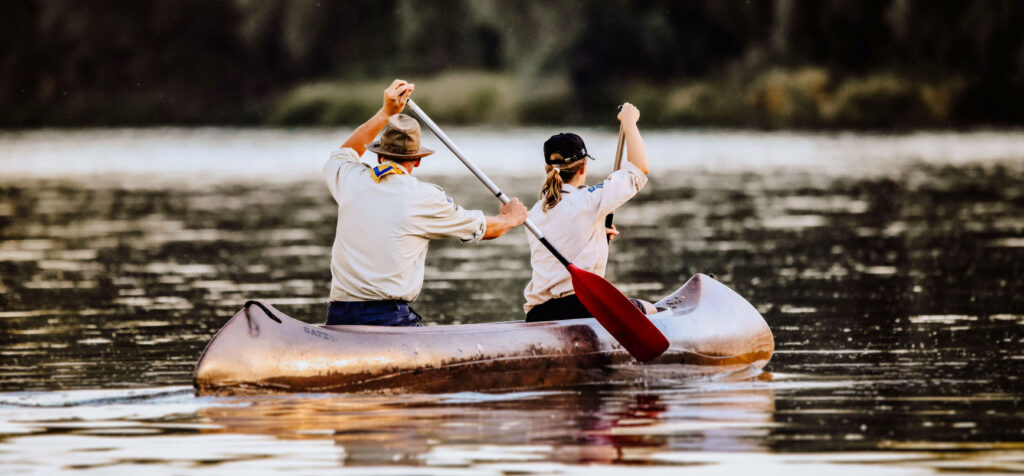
[540,154,585,212]
[541,164,563,212]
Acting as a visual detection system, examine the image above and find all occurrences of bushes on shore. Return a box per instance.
[615,69,970,129]
[271,72,513,126]
[270,72,581,126]
[270,69,982,129]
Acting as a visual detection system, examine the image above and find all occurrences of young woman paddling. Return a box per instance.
[523,103,657,322]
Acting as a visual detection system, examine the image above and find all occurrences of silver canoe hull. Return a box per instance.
[193,274,774,394]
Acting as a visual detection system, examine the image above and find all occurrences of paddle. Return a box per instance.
[405,99,669,362]
[604,117,626,241]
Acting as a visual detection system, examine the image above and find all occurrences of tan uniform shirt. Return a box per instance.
[323,148,486,302]
[523,161,648,312]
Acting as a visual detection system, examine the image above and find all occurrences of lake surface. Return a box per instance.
[1,128,1023,474]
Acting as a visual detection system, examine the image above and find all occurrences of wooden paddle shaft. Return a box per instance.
[613,103,626,170]
[613,124,625,171]
[406,99,569,266]
[604,108,626,233]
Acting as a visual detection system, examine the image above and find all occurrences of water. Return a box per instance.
[1,128,1023,474]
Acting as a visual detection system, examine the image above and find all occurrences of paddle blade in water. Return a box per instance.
[567,264,670,361]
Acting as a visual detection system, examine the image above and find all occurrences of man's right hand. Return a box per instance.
[483,197,528,240]
[499,198,528,226]
[383,79,415,116]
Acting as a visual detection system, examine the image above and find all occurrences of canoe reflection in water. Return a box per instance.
[195,381,776,466]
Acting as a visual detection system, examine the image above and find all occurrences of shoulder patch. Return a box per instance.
[428,184,458,209]
[587,183,605,193]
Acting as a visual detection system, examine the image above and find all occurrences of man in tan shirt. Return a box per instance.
[323,79,528,326]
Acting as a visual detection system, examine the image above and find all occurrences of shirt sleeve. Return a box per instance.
[322,147,366,202]
[409,185,487,243]
[592,160,648,217]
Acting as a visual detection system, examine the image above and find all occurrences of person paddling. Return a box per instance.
[523,103,656,321]
[324,79,528,326]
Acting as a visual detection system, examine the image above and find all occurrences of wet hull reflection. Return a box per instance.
[195,382,777,466]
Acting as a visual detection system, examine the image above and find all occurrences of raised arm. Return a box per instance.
[340,79,415,154]
[617,103,649,175]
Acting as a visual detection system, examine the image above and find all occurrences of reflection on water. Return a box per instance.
[2,381,1021,473]
[2,129,1024,473]
[195,383,778,467]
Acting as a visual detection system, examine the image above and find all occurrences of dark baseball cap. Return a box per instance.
[543,133,594,165]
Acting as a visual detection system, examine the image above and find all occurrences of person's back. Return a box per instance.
[323,80,528,326]
[523,103,653,321]
[523,160,645,305]
[325,149,481,303]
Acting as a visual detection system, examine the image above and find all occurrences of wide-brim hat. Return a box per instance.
[366,114,435,159]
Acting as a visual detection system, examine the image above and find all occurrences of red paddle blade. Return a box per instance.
[567,264,670,361]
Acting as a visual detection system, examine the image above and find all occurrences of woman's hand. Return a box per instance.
[617,101,648,174]
[383,79,415,116]
[617,102,639,125]
[606,225,620,241]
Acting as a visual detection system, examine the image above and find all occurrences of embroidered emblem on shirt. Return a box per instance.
[445,193,461,211]
[429,184,459,210]
[587,183,604,192]
[371,164,406,183]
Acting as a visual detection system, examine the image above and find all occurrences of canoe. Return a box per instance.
[193,273,774,395]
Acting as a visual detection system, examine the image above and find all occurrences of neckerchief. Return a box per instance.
[371,163,407,183]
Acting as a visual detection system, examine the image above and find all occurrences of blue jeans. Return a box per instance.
[326,300,423,326]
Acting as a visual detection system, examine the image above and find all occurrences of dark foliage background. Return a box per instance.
[2,0,1023,127]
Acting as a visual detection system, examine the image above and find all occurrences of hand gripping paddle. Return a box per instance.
[406,99,669,361]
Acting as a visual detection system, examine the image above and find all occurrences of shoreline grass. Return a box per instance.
[270,69,982,130]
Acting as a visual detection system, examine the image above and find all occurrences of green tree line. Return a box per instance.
[2,0,1023,128]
